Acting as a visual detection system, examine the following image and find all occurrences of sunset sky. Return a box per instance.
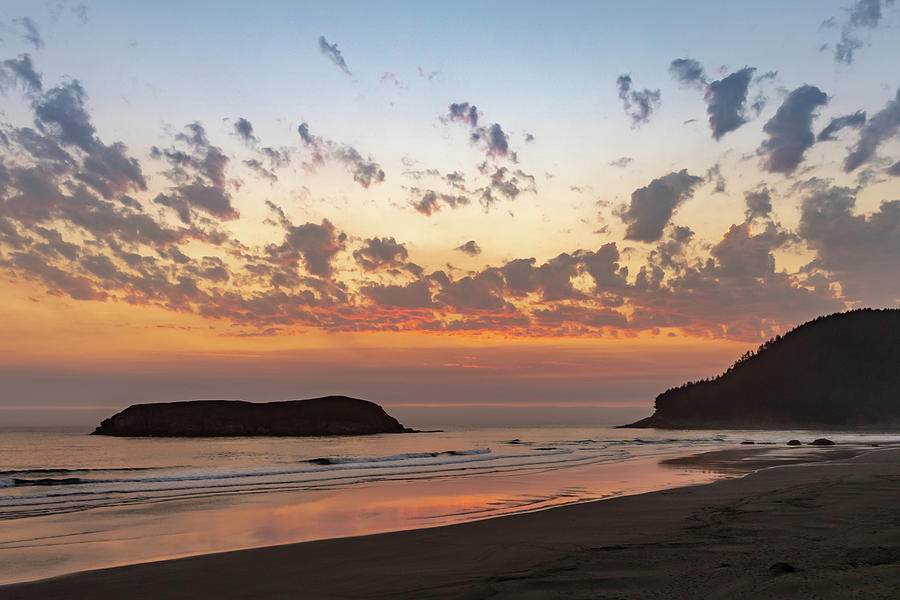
[1,0,898,425]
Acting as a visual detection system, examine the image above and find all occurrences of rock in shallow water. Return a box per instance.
[91,396,412,437]
[769,562,796,575]
[810,438,836,446]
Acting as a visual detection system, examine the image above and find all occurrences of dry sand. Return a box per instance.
[3,445,900,599]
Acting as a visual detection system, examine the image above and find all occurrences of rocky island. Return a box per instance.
[91,396,413,437]
[621,309,900,429]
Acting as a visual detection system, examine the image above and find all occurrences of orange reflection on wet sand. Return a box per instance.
[0,451,734,585]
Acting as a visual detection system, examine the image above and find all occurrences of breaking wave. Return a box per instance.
[308,448,491,465]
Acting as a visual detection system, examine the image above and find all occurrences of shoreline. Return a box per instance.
[0,444,736,586]
[3,444,897,599]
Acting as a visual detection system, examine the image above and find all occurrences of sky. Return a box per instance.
[0,0,898,426]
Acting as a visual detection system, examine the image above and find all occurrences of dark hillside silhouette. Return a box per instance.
[621,309,900,429]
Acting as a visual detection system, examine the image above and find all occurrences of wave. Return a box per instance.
[0,451,610,521]
[308,448,491,465]
[5,477,82,487]
[100,448,565,484]
[0,466,168,477]
[0,449,583,509]
[506,437,729,448]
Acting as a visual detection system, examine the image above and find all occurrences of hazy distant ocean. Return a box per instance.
[1,424,898,585]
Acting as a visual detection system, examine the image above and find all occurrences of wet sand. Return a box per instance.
[3,445,899,599]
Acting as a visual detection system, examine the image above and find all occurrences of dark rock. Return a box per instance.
[91,396,410,437]
[769,562,796,574]
[786,439,802,446]
[618,309,900,429]
[810,438,836,446]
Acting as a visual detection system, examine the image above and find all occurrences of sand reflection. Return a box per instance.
[0,452,732,584]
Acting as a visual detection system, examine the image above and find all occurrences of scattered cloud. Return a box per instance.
[843,89,900,172]
[380,72,407,90]
[353,237,410,271]
[710,221,791,281]
[705,67,755,140]
[744,187,773,221]
[798,183,900,304]
[434,103,535,208]
[620,170,703,242]
[30,80,147,199]
[472,123,510,157]
[297,122,315,145]
[616,74,661,126]
[759,84,829,174]
[15,17,43,50]
[410,189,470,216]
[150,121,236,220]
[818,110,866,141]
[670,59,763,139]
[445,102,478,127]
[418,66,438,80]
[295,121,384,187]
[33,81,96,150]
[455,240,482,255]
[265,211,347,278]
[243,159,277,182]
[442,102,521,161]
[233,118,258,145]
[361,279,436,309]
[668,58,707,88]
[157,182,238,221]
[829,0,893,64]
[706,163,726,193]
[1,54,42,93]
[334,146,385,188]
[318,36,351,76]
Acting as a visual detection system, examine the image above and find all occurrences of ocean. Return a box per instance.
[1,425,897,585]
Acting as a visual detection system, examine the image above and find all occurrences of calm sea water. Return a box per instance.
[1,425,897,585]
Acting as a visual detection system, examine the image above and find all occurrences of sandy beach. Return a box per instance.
[2,445,898,599]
